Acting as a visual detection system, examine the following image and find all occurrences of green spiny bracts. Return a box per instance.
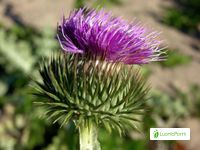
[33,53,149,135]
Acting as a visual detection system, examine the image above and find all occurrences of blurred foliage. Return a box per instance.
[146,90,189,128]
[159,50,191,68]
[99,129,147,150]
[145,84,200,129]
[75,0,122,8]
[142,86,200,150]
[140,66,152,78]
[163,0,200,37]
[0,28,34,74]
[173,85,200,117]
[75,0,85,9]
[0,24,58,74]
[0,22,60,150]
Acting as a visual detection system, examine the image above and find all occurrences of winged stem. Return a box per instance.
[79,118,101,150]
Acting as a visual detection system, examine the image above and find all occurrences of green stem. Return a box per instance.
[79,119,101,150]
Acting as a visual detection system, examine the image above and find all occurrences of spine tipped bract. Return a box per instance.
[33,53,149,135]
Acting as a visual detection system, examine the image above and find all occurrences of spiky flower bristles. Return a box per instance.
[57,8,165,64]
[33,54,149,134]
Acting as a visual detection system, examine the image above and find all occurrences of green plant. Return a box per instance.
[0,24,58,74]
[159,50,191,68]
[0,28,35,73]
[99,129,147,150]
[74,0,122,8]
[163,0,200,37]
[0,23,60,150]
[146,90,189,127]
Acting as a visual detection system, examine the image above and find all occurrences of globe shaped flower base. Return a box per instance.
[33,53,149,150]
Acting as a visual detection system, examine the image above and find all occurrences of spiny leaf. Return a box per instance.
[60,111,74,127]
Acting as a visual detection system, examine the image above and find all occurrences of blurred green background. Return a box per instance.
[0,0,200,150]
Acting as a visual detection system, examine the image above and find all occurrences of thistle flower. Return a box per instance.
[33,8,166,150]
[57,8,165,64]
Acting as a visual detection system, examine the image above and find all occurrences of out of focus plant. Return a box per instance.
[0,28,34,73]
[163,0,200,37]
[99,129,147,150]
[143,84,200,149]
[75,0,85,8]
[0,93,47,150]
[145,84,200,129]
[0,22,59,150]
[0,24,58,74]
[147,90,189,128]
[173,85,200,117]
[159,50,191,68]
[75,0,122,8]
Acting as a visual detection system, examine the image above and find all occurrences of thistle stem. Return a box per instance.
[79,119,101,150]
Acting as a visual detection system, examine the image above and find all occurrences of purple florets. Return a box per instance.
[57,8,165,64]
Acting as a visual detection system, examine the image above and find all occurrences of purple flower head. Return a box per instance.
[57,8,165,64]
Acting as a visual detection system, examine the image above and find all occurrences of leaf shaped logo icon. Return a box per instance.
[153,130,159,138]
